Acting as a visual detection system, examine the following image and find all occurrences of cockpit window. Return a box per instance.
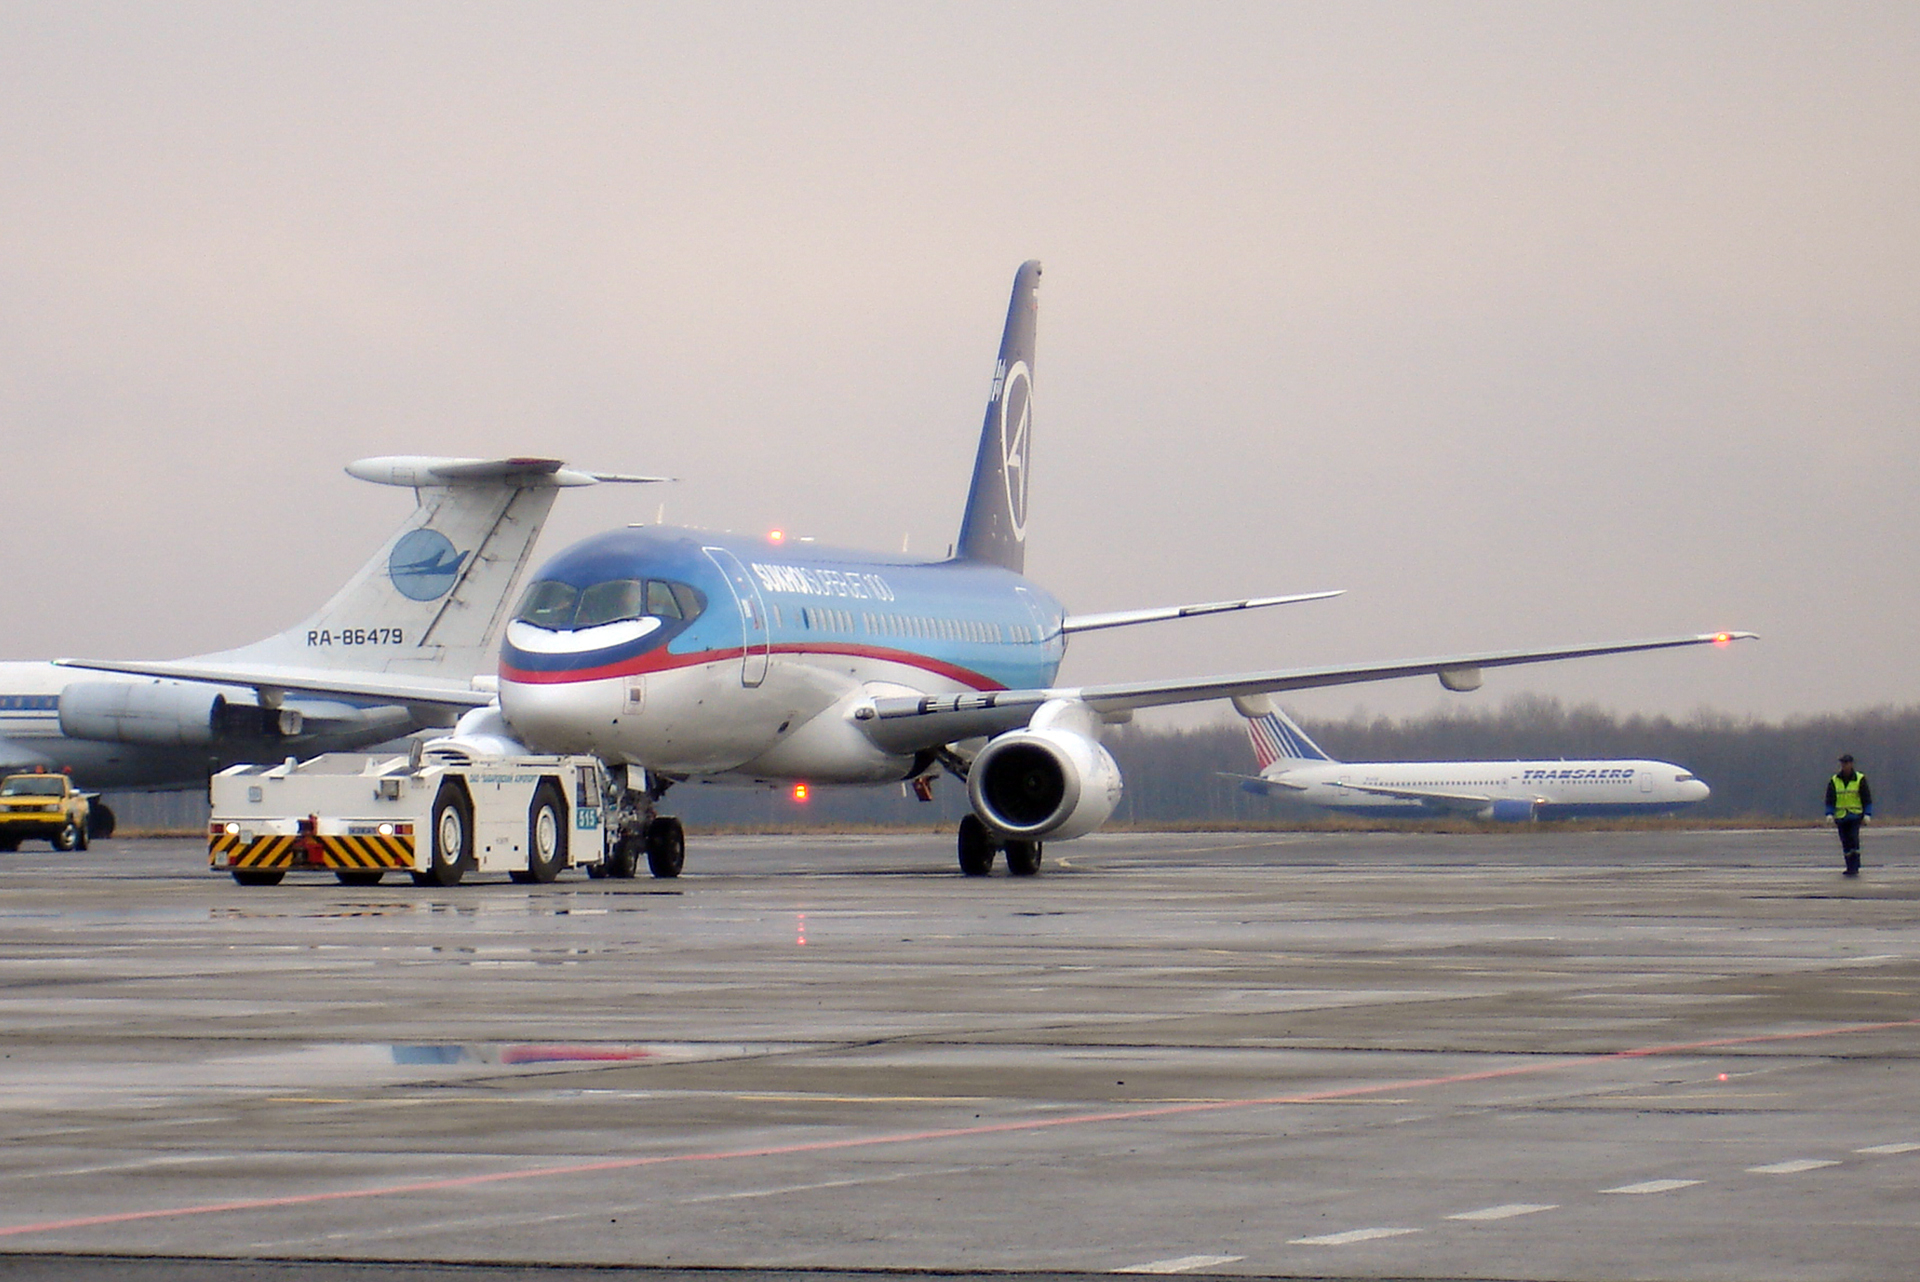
[514,577,706,631]
[646,579,682,620]
[575,579,645,628]
[516,581,579,630]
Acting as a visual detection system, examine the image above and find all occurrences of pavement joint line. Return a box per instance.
[3,1015,1916,1241]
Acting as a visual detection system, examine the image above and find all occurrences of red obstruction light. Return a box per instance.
[792,783,810,804]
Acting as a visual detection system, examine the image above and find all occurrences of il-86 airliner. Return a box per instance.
[70,262,1752,877]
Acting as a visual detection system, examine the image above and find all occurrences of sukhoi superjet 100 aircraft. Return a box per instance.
[17,457,656,824]
[1228,697,1711,820]
[70,262,1751,874]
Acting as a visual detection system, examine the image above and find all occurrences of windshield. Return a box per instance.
[513,577,704,632]
[2,777,66,797]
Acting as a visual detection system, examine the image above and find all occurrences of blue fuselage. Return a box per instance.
[497,527,1068,781]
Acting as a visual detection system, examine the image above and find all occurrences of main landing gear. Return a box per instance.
[956,813,1042,877]
[590,766,684,880]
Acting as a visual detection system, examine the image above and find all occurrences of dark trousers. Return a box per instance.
[1836,814,1863,872]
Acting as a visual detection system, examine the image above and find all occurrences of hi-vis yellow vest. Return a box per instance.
[1832,774,1866,817]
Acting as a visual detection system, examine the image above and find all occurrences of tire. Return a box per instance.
[521,781,567,884]
[74,819,90,852]
[0,835,19,853]
[232,868,286,886]
[605,832,642,879]
[957,814,996,877]
[51,821,79,852]
[414,782,472,887]
[89,803,117,840]
[335,869,385,886]
[646,816,685,879]
[1004,839,1043,876]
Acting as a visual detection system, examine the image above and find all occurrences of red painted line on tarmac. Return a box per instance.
[4,1017,1914,1240]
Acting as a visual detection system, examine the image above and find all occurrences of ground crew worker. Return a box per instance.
[1825,754,1873,876]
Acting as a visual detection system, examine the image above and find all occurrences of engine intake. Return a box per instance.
[968,726,1123,841]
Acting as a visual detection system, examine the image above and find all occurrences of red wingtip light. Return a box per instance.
[1712,632,1733,646]
[792,783,810,804]
[768,528,786,544]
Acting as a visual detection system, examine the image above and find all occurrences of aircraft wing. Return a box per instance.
[1330,781,1498,811]
[0,735,57,771]
[855,631,1755,754]
[1218,771,1307,795]
[53,659,497,710]
[1062,590,1343,634]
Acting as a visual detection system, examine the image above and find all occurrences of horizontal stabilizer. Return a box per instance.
[345,456,672,488]
[1062,590,1343,634]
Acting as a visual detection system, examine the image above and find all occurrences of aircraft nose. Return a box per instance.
[1686,779,1711,802]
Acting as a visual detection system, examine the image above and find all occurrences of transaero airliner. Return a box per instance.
[31,458,657,822]
[67,262,1751,875]
[1228,698,1711,820]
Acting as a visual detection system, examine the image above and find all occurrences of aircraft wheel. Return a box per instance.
[51,821,79,852]
[523,781,567,884]
[1004,839,1042,876]
[957,814,996,877]
[605,832,642,879]
[336,869,385,886]
[89,803,117,840]
[232,868,286,886]
[416,781,472,887]
[646,816,685,879]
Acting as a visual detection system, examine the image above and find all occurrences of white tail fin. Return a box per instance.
[206,457,664,680]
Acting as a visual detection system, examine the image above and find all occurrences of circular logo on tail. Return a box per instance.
[388,528,466,601]
[999,360,1032,539]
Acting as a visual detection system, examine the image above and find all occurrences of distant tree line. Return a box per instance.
[101,697,1914,832]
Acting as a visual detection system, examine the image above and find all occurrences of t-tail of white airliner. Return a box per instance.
[39,458,661,783]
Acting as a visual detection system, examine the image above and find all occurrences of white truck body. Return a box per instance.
[210,748,612,886]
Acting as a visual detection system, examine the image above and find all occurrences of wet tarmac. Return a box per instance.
[0,828,1916,1281]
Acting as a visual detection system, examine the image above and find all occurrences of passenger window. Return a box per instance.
[515,580,580,630]
[575,579,646,628]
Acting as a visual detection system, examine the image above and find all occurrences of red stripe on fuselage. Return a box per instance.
[500,643,1007,692]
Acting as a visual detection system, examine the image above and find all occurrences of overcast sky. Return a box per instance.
[4,3,1915,727]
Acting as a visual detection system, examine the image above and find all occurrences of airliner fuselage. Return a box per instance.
[497,526,1067,783]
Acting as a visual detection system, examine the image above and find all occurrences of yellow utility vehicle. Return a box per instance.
[0,772,93,851]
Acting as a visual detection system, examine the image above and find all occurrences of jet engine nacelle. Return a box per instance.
[967,726,1124,841]
[1480,798,1538,823]
[58,681,229,746]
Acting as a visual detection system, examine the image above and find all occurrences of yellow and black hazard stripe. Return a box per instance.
[210,829,415,871]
